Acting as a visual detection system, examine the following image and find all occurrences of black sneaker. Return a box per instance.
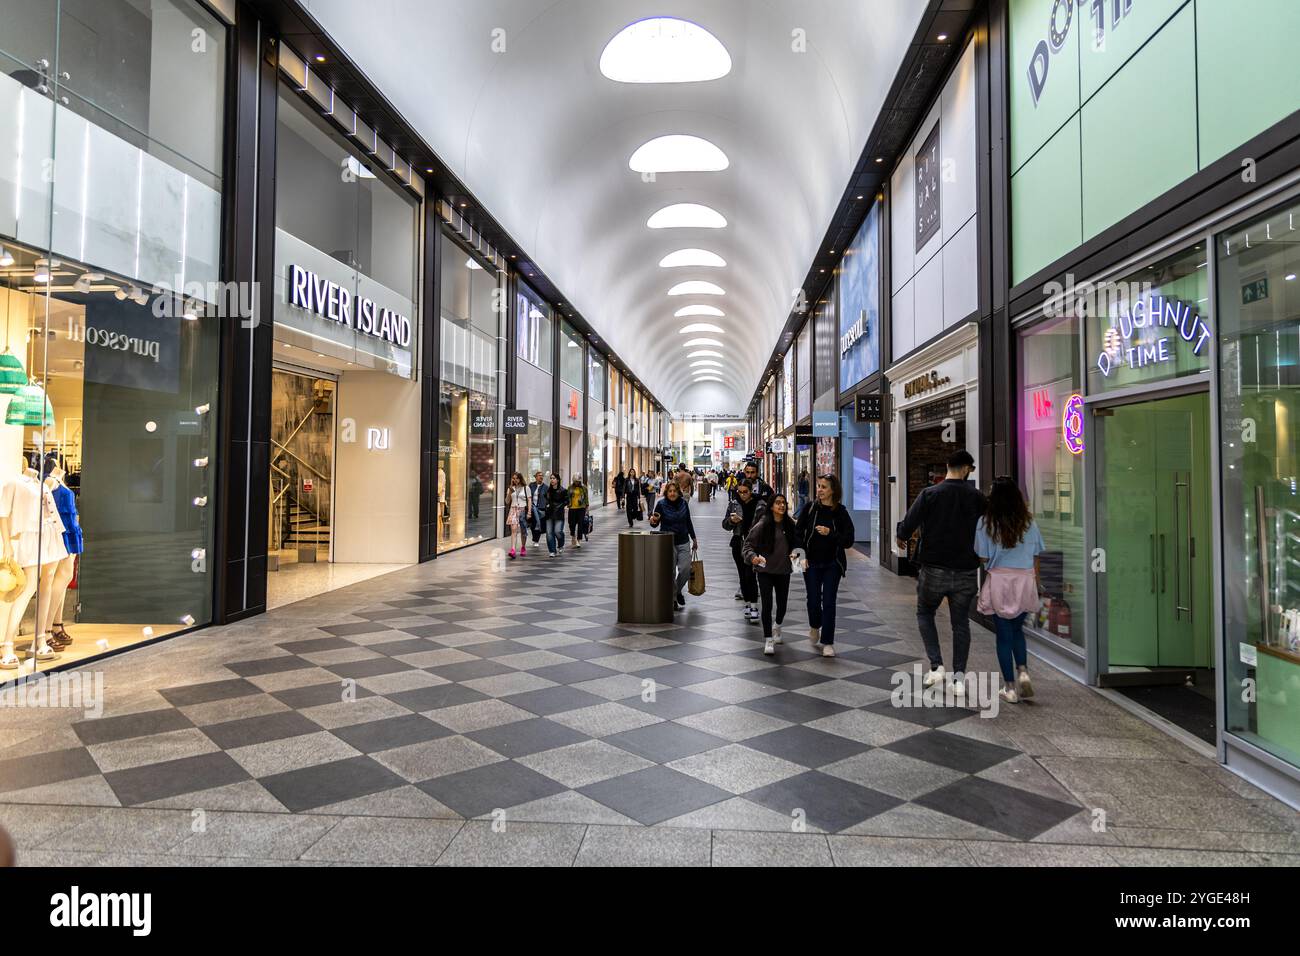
[675,594,686,608]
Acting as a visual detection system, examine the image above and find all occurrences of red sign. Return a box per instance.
[302,478,314,493]
[723,436,735,449]
[567,390,580,419]
[1032,389,1053,420]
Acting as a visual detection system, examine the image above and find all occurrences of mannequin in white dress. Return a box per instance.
[0,458,68,669]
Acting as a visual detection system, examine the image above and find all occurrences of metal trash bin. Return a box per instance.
[697,483,711,503]
[618,531,675,624]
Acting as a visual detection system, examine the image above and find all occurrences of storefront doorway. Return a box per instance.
[269,366,335,569]
[1095,389,1215,743]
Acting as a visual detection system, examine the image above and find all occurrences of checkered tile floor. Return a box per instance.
[2,496,1297,866]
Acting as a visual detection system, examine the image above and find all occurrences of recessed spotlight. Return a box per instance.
[856,195,864,200]
[937,33,948,41]
[875,157,884,163]
[1287,274,1297,281]
[314,54,326,63]
[459,201,467,207]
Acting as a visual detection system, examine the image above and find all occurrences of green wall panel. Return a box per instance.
[1197,0,1300,166]
[1080,5,1198,242]
[1009,0,1081,174]
[1011,115,1083,286]
[1080,0,1189,101]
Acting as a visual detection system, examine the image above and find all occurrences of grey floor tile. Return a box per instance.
[465,718,590,759]
[605,722,729,764]
[914,776,1082,841]
[745,770,902,833]
[72,709,194,746]
[435,820,586,866]
[519,740,656,789]
[574,824,711,866]
[330,714,454,753]
[258,755,409,812]
[580,766,732,825]
[300,816,464,864]
[103,751,250,806]
[828,834,978,867]
[710,829,833,867]
[416,760,566,817]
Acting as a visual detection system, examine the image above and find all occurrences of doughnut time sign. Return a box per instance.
[286,263,412,348]
[1093,293,1211,379]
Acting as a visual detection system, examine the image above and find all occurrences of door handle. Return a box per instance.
[1150,534,1156,594]
[1160,534,1167,593]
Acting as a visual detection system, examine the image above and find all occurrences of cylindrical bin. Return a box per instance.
[697,482,711,503]
[618,530,675,624]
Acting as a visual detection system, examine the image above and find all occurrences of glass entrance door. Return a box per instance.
[1095,391,1215,739]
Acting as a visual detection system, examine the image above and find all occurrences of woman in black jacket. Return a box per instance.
[722,479,765,624]
[795,474,856,658]
[742,494,800,656]
[543,472,568,557]
[624,468,643,527]
[613,470,627,509]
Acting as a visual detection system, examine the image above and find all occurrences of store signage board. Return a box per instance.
[471,413,496,432]
[903,371,951,399]
[1093,297,1212,378]
[503,410,529,435]
[914,123,941,250]
[856,394,883,423]
[287,263,412,348]
[812,411,839,436]
[1062,393,1084,455]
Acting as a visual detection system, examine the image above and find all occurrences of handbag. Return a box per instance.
[584,514,593,535]
[688,549,706,596]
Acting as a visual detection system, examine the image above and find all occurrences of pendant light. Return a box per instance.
[4,379,53,427]
[0,288,24,394]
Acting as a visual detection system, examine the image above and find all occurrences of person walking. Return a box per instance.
[743,493,799,656]
[741,460,774,505]
[528,470,547,545]
[649,479,698,610]
[675,463,694,499]
[468,472,484,520]
[894,450,986,694]
[976,477,1045,704]
[796,470,810,517]
[506,471,529,559]
[543,472,568,557]
[643,470,658,516]
[723,479,765,623]
[624,468,643,527]
[796,474,855,658]
[614,470,627,510]
[567,475,589,549]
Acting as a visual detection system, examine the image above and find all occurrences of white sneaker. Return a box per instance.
[574,542,582,549]
[772,623,783,644]
[999,687,1019,704]
[1017,669,1034,699]
[949,677,966,699]
[923,665,946,688]
[821,645,835,658]
[764,638,776,655]
[808,628,821,649]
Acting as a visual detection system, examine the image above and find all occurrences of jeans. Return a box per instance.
[568,508,587,542]
[803,562,843,644]
[673,541,693,600]
[644,492,655,516]
[757,571,790,638]
[729,537,758,602]
[916,565,979,673]
[993,613,1028,684]
[545,517,566,554]
[531,505,544,543]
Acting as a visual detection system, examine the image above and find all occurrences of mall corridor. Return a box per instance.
[1,495,1296,867]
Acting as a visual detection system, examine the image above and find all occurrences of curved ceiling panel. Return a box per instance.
[304,0,928,413]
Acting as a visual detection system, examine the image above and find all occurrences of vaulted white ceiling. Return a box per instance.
[301,0,926,413]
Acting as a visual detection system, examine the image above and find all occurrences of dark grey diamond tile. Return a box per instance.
[579,765,731,825]
[636,663,722,687]
[319,621,394,637]
[388,684,489,713]
[326,657,415,680]
[884,729,1020,774]
[560,641,631,661]
[427,609,484,623]
[605,722,729,764]
[271,681,376,710]
[104,752,251,806]
[258,755,407,812]
[279,636,354,654]
[914,775,1082,840]
[846,668,910,691]
[740,692,851,724]
[73,708,194,746]
[368,637,440,657]
[501,685,607,716]
[202,711,322,750]
[623,688,729,720]
[399,622,475,639]
[385,598,435,610]
[527,661,619,685]
[159,678,261,708]
[331,714,454,753]
[484,623,553,640]
[862,697,975,729]
[465,718,589,758]
[745,770,901,832]
[415,760,566,817]
[644,643,723,662]
[356,608,415,622]
[470,640,541,659]
[225,656,315,678]
[0,746,101,794]
[740,666,835,691]
[426,659,517,682]
[837,647,923,668]
[743,725,872,768]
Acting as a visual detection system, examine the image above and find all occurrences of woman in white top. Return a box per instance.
[507,471,529,559]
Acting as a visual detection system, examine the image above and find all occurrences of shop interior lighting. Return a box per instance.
[0,248,12,267]
[668,280,725,296]
[630,135,729,173]
[647,203,727,229]
[599,17,731,84]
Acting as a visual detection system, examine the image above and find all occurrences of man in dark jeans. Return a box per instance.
[895,450,986,697]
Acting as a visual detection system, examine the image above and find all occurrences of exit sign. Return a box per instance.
[1242,278,1269,304]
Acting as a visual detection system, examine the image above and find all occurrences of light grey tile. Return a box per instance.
[574,824,710,867]
[171,811,340,860]
[548,702,663,737]
[828,834,977,867]
[373,735,503,781]
[667,745,804,794]
[710,829,833,867]
[299,816,464,864]
[674,705,792,742]
[519,740,655,789]
[435,820,586,866]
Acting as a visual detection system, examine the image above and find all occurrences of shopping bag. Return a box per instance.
[584,514,593,536]
[688,550,706,596]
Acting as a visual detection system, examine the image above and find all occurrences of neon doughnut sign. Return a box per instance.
[1062,393,1084,456]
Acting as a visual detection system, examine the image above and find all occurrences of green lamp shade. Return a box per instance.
[0,351,25,395]
[4,381,53,427]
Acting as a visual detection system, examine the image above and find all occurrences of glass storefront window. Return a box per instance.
[0,0,225,673]
[438,231,501,552]
[1018,313,1086,648]
[589,352,606,403]
[1218,195,1300,768]
[516,282,552,372]
[560,320,584,389]
[1084,246,1211,395]
[517,418,553,480]
[796,323,812,421]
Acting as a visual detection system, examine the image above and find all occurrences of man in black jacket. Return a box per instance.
[723,480,766,621]
[741,461,774,505]
[895,450,986,695]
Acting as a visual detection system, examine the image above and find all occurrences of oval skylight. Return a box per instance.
[675,304,725,317]
[668,280,725,296]
[600,18,732,84]
[647,203,727,229]
[659,248,726,268]
[682,338,724,349]
[691,360,723,368]
[630,135,729,173]
[693,375,725,383]
[679,323,725,334]
[688,350,724,359]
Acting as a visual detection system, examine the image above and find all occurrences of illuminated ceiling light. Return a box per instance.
[466,257,483,270]
[679,323,724,335]
[647,203,727,229]
[599,17,732,84]
[668,280,725,296]
[682,337,724,348]
[691,360,723,368]
[693,375,724,383]
[314,54,326,63]
[344,156,376,179]
[630,134,728,173]
[674,304,724,318]
[0,247,13,267]
[688,350,723,359]
[659,248,726,268]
